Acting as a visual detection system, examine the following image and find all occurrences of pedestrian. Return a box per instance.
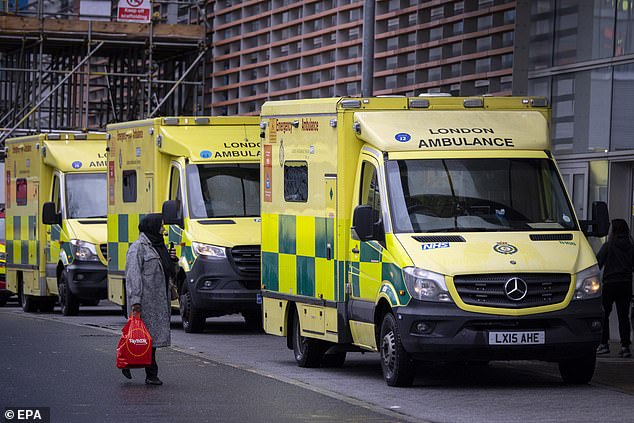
[121,213,176,384]
[596,218,634,358]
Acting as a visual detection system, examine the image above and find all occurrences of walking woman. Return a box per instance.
[596,219,634,358]
[122,213,175,384]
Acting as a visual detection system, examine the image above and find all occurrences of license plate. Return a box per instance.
[488,331,545,345]
[256,293,262,305]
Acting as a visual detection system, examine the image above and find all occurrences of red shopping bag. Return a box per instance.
[116,312,153,369]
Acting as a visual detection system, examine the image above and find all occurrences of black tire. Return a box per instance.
[59,273,79,316]
[322,351,347,368]
[292,309,325,368]
[0,296,7,307]
[379,312,416,387]
[180,289,205,333]
[243,309,263,330]
[82,299,100,307]
[19,279,37,313]
[558,351,596,384]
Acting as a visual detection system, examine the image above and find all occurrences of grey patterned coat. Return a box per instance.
[125,233,171,348]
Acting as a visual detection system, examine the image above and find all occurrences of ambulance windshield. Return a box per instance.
[386,158,577,233]
[65,173,107,219]
[187,163,260,219]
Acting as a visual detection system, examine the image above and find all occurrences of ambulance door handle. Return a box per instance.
[351,246,359,254]
[326,243,332,260]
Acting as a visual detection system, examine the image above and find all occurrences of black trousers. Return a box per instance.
[601,282,632,347]
[145,348,158,379]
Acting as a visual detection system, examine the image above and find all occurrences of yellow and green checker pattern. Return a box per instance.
[262,213,346,302]
[348,237,411,307]
[6,214,38,267]
[108,213,145,273]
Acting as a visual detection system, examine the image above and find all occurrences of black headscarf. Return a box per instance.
[138,213,174,288]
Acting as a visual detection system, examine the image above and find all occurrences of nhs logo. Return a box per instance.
[421,242,450,251]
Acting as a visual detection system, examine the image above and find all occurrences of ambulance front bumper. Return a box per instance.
[394,299,603,361]
[187,256,261,313]
[65,262,108,300]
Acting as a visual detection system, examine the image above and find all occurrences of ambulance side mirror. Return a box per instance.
[581,201,609,238]
[42,202,61,225]
[352,205,376,242]
[162,200,183,228]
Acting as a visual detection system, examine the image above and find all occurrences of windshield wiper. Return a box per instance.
[426,227,489,233]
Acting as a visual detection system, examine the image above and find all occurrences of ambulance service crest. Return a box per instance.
[493,242,518,255]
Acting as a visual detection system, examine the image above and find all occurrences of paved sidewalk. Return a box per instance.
[592,341,634,394]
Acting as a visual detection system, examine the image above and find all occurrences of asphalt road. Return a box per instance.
[0,309,406,423]
[4,302,634,423]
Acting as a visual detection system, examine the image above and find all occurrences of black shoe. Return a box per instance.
[145,377,163,385]
[121,369,132,379]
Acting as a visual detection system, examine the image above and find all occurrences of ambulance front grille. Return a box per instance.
[229,245,260,274]
[453,273,570,308]
[100,244,108,260]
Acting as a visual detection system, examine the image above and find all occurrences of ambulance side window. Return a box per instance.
[169,166,182,203]
[16,178,27,206]
[52,175,61,213]
[122,170,137,203]
[360,161,381,223]
[284,161,308,202]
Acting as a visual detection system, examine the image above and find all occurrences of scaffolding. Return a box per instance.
[0,0,207,145]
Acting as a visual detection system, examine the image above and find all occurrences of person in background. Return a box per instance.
[122,213,176,385]
[596,219,634,358]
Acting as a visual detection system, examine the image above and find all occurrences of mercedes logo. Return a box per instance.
[504,277,528,301]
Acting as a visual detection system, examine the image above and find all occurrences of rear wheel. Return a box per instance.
[19,279,37,313]
[558,351,596,384]
[292,309,325,368]
[180,289,205,333]
[380,312,416,387]
[59,273,79,316]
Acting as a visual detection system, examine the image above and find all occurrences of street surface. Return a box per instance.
[3,302,634,423]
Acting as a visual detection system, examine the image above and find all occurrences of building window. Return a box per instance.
[611,62,634,150]
[284,161,308,202]
[551,68,612,154]
[477,15,492,31]
[475,58,491,73]
[554,1,616,66]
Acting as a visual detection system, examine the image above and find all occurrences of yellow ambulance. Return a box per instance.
[5,133,108,314]
[106,117,262,332]
[260,96,609,386]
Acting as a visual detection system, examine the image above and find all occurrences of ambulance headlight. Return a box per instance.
[69,239,99,262]
[403,267,452,302]
[573,264,601,300]
[192,241,226,258]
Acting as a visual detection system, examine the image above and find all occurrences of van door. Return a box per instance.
[348,156,385,350]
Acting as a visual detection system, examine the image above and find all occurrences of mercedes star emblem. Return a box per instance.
[504,277,528,301]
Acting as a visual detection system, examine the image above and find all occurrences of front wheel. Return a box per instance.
[558,351,596,384]
[380,312,416,387]
[292,309,325,367]
[179,289,205,333]
[59,273,79,316]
